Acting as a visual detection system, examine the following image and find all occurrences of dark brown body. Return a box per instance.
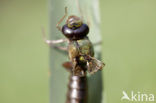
[66,74,87,103]
[63,62,88,103]
[60,14,104,103]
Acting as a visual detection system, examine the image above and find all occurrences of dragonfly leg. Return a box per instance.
[56,7,68,31]
[93,40,102,46]
[41,28,68,51]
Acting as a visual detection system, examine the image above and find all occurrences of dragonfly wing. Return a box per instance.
[62,61,85,77]
[72,58,86,77]
[72,65,85,77]
[62,61,73,72]
[87,57,105,74]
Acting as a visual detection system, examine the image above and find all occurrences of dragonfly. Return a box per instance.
[42,7,105,77]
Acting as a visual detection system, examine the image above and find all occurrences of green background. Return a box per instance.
[101,0,156,103]
[0,0,156,103]
[0,0,49,103]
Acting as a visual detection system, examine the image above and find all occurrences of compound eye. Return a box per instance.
[62,23,89,40]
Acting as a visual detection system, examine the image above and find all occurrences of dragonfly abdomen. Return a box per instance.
[66,75,87,103]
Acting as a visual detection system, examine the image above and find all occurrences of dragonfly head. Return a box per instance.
[62,15,89,40]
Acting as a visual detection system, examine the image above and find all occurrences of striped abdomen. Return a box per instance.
[66,75,87,103]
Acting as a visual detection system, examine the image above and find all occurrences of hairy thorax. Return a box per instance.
[68,37,94,63]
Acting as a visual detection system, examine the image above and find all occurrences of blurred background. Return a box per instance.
[0,0,49,103]
[101,1,156,103]
[0,0,156,103]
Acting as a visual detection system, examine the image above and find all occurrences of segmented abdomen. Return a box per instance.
[66,75,87,103]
